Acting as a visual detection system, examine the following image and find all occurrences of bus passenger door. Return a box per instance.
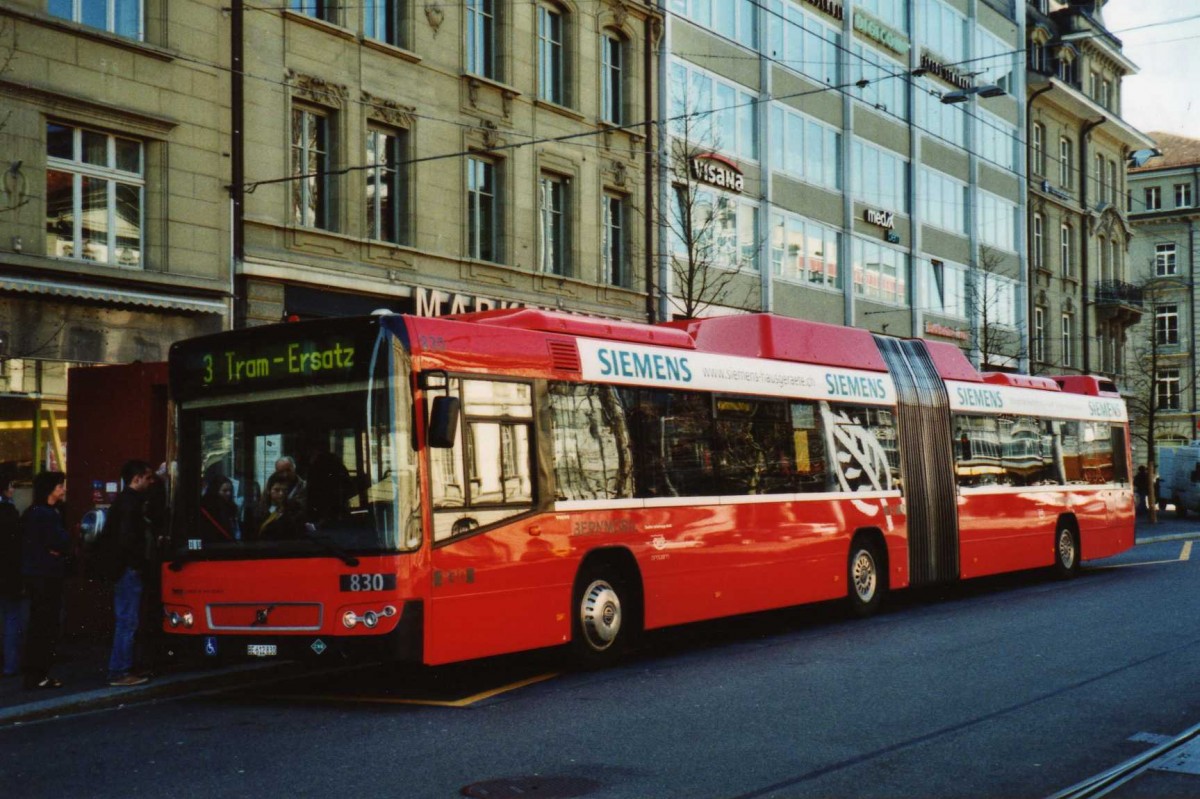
[423,378,570,665]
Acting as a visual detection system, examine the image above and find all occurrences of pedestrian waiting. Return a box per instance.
[20,471,69,690]
[104,460,157,687]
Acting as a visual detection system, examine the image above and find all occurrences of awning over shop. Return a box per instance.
[0,276,227,315]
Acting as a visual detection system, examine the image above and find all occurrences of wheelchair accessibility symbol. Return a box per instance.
[204,637,218,657]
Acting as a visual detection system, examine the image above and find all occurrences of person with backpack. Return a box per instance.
[106,460,155,687]
[0,472,23,678]
[20,471,68,690]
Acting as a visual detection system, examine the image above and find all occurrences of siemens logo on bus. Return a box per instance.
[596,347,693,383]
[956,386,1004,409]
[1089,400,1123,419]
[825,373,888,400]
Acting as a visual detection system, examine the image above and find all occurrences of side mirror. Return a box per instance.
[428,395,460,448]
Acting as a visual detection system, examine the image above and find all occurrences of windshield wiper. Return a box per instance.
[300,523,360,567]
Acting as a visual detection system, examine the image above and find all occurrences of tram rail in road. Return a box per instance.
[1048,720,1200,798]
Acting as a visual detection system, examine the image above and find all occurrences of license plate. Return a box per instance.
[247,644,278,657]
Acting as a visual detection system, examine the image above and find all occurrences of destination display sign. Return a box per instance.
[577,339,896,406]
[170,319,380,397]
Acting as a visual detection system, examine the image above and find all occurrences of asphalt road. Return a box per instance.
[3,539,1198,799]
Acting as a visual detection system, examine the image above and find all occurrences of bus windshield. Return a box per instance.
[171,342,418,558]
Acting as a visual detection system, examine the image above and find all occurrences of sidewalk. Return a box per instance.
[0,637,303,726]
[2,515,1198,727]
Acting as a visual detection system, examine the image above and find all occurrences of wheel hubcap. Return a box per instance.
[1058,530,1076,569]
[852,550,877,602]
[580,580,621,651]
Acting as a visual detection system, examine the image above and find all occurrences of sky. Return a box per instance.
[1101,0,1200,138]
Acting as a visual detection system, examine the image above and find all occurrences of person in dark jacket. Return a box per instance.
[107,460,155,687]
[0,472,23,678]
[199,475,241,542]
[20,471,68,690]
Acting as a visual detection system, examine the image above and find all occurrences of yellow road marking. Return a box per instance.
[265,672,559,708]
[1107,541,1194,569]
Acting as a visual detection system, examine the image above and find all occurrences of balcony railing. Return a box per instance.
[1094,280,1144,308]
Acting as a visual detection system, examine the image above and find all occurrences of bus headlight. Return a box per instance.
[164,606,196,629]
[341,605,396,630]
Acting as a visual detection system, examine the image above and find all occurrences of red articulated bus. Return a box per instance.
[161,310,1134,666]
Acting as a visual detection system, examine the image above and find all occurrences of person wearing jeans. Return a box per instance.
[108,566,143,684]
[106,459,155,687]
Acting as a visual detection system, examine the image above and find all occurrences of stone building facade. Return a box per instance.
[1024,0,1154,378]
[1128,132,1200,453]
[0,3,229,480]
[236,1,662,326]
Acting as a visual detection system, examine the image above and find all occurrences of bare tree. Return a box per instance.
[1124,273,1195,523]
[661,91,756,320]
[967,245,1021,370]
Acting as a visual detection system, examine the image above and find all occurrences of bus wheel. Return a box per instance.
[847,538,886,618]
[571,571,630,668]
[1052,524,1080,580]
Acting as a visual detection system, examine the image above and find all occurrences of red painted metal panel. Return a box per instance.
[663,314,890,371]
[924,341,982,382]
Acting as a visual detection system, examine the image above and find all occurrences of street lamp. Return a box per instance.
[941,84,1006,103]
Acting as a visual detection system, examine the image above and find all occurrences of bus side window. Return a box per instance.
[789,401,828,493]
[828,404,898,493]
[433,379,534,542]
[548,383,634,501]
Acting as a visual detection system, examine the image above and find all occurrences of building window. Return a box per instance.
[1101,79,1113,110]
[672,189,759,273]
[1110,236,1122,282]
[1060,223,1073,277]
[291,107,332,229]
[670,0,757,48]
[1097,235,1108,282]
[466,0,496,79]
[467,157,498,262]
[1156,368,1181,410]
[670,60,758,161]
[366,127,409,245]
[1107,160,1118,204]
[1157,243,1178,276]
[365,0,407,47]
[603,192,628,287]
[1145,186,1162,211]
[49,0,142,39]
[289,0,337,23]
[539,173,569,276]
[852,238,907,305]
[1061,313,1074,368]
[770,103,841,190]
[850,42,909,120]
[917,167,967,235]
[1032,123,1045,175]
[1176,183,1193,208]
[1093,153,1104,203]
[537,4,565,105]
[45,122,144,266]
[1059,137,1071,187]
[772,212,841,290]
[1156,304,1179,346]
[601,32,625,124]
[1032,213,1044,269]
[1034,306,1046,362]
